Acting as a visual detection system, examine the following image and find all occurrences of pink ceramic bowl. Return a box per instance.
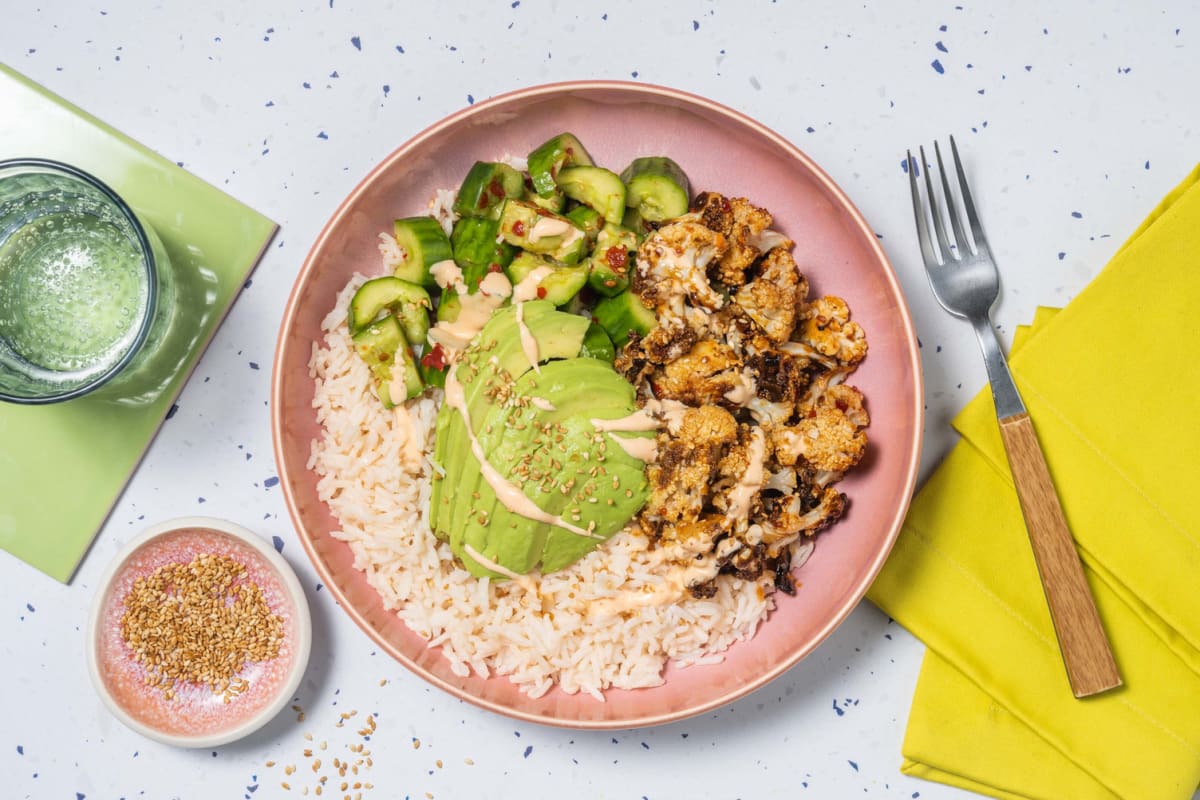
[86,517,312,747]
[271,81,923,728]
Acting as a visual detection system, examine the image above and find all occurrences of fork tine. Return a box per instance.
[919,145,954,263]
[906,150,939,268]
[933,141,970,256]
[949,135,988,255]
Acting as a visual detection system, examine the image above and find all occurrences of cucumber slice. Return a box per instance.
[453,161,525,219]
[586,224,637,297]
[348,277,432,344]
[565,204,604,244]
[436,289,462,323]
[621,206,654,243]
[497,199,587,265]
[620,157,691,222]
[450,216,516,291]
[557,165,626,225]
[526,132,593,197]
[579,322,616,362]
[352,314,423,407]
[593,289,658,348]
[524,186,566,213]
[392,216,453,288]
[418,343,449,388]
[505,251,588,307]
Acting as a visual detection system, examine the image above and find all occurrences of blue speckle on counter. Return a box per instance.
[395,44,405,54]
[523,745,533,758]
[272,536,284,553]
[931,59,945,74]
[25,603,34,612]
[264,476,280,488]
[166,403,179,420]
[249,361,259,370]
[806,126,815,133]
[302,81,311,89]
[77,794,86,800]
[848,760,859,771]
[16,745,23,754]
[467,94,475,104]
[512,0,520,6]
[832,698,845,716]
[939,24,947,31]
[1071,211,1082,218]
[693,20,699,31]
[330,70,339,78]
[641,741,649,749]
[631,70,639,78]
[383,84,390,96]
[198,497,207,503]
[1058,252,1066,260]
[935,40,947,52]
[318,131,329,139]
[351,35,361,50]
[1145,160,1151,169]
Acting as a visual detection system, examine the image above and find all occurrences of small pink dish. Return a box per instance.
[86,516,312,748]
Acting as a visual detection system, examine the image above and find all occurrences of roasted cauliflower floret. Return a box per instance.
[690,192,776,287]
[770,388,868,474]
[644,406,739,524]
[733,247,808,343]
[634,220,727,316]
[794,296,868,367]
[762,487,848,541]
[652,339,744,406]
[637,318,698,365]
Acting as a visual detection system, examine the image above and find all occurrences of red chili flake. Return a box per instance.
[512,220,525,237]
[477,193,489,209]
[421,344,446,371]
[604,246,628,271]
[487,262,503,273]
[536,286,547,299]
[488,177,505,199]
[835,398,848,412]
[378,352,391,363]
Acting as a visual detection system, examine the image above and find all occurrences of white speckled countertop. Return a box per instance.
[3,3,1199,798]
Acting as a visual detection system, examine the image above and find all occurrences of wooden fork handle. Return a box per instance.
[998,411,1122,697]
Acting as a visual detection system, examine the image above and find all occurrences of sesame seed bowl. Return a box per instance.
[86,516,312,748]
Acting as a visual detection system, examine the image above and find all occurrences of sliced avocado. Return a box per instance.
[457,358,650,577]
[431,303,589,545]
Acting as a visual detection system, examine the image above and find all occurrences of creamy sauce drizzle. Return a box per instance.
[430,259,463,289]
[590,397,689,435]
[515,301,540,374]
[462,543,525,581]
[724,427,766,524]
[529,396,556,412]
[608,434,658,463]
[427,271,513,353]
[528,216,575,243]
[723,369,757,406]
[444,366,600,540]
[389,401,427,467]
[511,265,554,303]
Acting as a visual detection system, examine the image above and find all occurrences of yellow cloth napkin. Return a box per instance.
[867,165,1200,799]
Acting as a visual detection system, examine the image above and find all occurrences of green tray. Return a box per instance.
[0,64,277,582]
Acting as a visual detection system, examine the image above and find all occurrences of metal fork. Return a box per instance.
[906,137,1121,698]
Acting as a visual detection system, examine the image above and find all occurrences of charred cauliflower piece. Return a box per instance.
[634,221,727,317]
[762,487,847,540]
[644,406,739,524]
[653,339,745,407]
[794,296,868,367]
[733,247,808,343]
[691,192,776,287]
[771,384,869,475]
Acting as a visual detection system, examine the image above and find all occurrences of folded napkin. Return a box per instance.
[868,165,1200,799]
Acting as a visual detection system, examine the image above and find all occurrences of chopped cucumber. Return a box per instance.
[565,204,604,244]
[505,251,588,307]
[453,161,525,219]
[579,322,616,362]
[557,165,626,225]
[620,157,691,222]
[418,343,449,388]
[586,224,637,297]
[450,216,516,291]
[352,314,423,407]
[347,276,432,346]
[437,289,462,323]
[593,289,658,348]
[524,185,566,213]
[392,216,453,288]
[497,199,587,265]
[621,205,654,243]
[527,132,593,197]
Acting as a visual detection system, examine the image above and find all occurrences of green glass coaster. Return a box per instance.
[0,64,278,582]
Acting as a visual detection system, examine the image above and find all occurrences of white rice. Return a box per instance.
[307,276,781,699]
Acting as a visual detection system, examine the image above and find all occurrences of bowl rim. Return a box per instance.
[0,157,160,405]
[84,515,313,748]
[271,79,924,728]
